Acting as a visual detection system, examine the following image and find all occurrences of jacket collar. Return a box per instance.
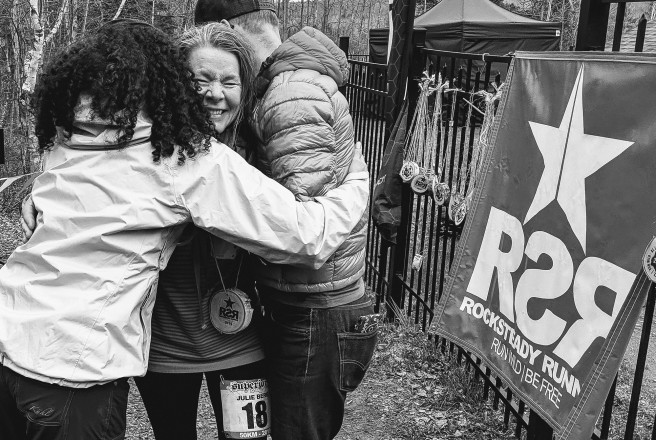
[60,95,153,150]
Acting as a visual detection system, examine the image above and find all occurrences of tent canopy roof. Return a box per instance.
[415,0,555,26]
[368,0,561,62]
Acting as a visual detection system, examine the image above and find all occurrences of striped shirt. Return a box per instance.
[147,229,264,373]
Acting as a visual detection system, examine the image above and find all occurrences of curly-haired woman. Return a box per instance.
[0,19,368,440]
[133,24,268,440]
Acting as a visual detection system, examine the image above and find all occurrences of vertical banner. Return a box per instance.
[430,52,656,439]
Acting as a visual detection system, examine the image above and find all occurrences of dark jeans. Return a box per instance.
[0,363,129,440]
[134,361,267,440]
[263,295,378,440]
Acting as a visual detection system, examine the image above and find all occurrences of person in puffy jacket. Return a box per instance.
[195,2,377,439]
[0,19,369,440]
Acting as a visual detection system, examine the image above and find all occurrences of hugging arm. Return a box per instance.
[180,141,369,269]
[21,142,370,268]
[20,195,37,242]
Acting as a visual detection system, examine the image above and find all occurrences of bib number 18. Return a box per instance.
[241,401,268,429]
[220,377,271,439]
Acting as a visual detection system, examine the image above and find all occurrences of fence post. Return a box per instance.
[338,37,350,96]
[611,1,626,51]
[575,0,610,50]
[0,128,4,165]
[635,15,647,52]
[387,28,426,322]
[384,0,417,144]
[339,36,350,59]
[527,409,554,440]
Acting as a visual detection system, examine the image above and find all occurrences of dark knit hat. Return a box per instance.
[194,0,276,24]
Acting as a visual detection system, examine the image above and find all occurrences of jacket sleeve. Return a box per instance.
[174,142,369,269]
[257,72,352,197]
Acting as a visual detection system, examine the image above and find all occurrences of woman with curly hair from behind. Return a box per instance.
[0,19,369,440]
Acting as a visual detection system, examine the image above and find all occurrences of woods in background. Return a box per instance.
[2,0,655,176]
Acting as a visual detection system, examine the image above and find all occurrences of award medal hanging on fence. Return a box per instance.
[411,251,427,271]
[448,91,473,226]
[410,75,436,195]
[430,77,450,206]
[400,74,432,185]
[220,376,271,439]
[208,254,253,334]
[462,85,504,213]
[642,236,656,282]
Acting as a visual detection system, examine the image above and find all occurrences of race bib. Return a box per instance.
[220,377,271,439]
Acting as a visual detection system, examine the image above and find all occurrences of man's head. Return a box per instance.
[195,0,282,65]
[195,0,279,33]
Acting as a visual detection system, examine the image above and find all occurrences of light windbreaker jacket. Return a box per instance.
[0,104,368,388]
[252,27,367,298]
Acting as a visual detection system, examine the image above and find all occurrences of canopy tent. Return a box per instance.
[369,0,561,63]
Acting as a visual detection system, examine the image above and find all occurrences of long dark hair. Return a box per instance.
[34,20,215,164]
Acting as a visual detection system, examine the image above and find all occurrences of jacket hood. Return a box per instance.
[256,27,349,95]
[59,95,153,150]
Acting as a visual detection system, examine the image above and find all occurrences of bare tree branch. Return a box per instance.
[112,0,128,20]
[44,0,70,46]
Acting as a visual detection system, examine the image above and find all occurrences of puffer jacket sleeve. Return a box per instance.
[174,141,369,269]
[256,70,354,197]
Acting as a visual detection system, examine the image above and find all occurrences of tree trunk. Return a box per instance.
[112,0,128,20]
[321,0,329,33]
[70,0,78,41]
[336,0,344,37]
[81,0,90,34]
[283,0,288,38]
[18,0,43,171]
[21,0,43,96]
[44,0,70,46]
[546,0,553,21]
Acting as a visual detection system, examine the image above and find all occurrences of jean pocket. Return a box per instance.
[13,373,74,427]
[337,330,378,392]
[267,306,312,335]
[103,380,129,440]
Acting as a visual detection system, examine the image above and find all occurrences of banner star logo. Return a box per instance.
[523,66,634,253]
[224,297,235,309]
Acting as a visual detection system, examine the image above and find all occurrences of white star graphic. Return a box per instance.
[524,66,634,253]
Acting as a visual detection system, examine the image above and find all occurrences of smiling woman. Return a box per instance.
[189,46,243,137]
[132,23,269,440]
[179,24,257,147]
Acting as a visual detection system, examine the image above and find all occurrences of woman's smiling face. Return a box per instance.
[188,46,242,135]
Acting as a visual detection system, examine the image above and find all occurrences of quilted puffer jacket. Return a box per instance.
[252,27,368,296]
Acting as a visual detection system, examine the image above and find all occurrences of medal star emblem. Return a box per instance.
[224,297,235,309]
[524,66,634,253]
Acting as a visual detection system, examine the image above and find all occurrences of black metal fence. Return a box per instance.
[343,58,393,311]
[390,41,510,332]
[344,25,656,440]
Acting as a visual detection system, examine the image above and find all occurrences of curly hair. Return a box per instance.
[33,19,215,164]
[178,23,257,147]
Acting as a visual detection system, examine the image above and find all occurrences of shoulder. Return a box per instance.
[268,68,339,102]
